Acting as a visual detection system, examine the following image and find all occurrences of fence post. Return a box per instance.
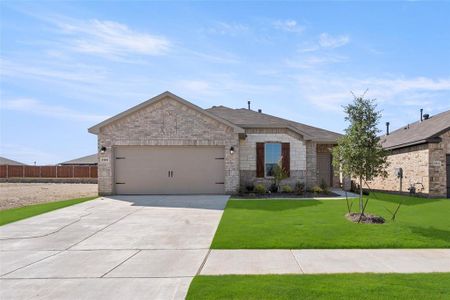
[6,164,8,179]
[56,166,58,178]
[22,165,25,178]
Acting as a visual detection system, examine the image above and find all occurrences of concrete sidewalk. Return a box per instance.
[201,249,450,275]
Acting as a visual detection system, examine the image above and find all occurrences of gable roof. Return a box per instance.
[0,156,26,165]
[206,106,342,142]
[381,109,450,150]
[88,91,244,134]
[60,154,98,165]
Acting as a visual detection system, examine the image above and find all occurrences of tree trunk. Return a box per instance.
[359,177,363,214]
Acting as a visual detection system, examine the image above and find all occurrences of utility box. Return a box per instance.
[395,167,403,179]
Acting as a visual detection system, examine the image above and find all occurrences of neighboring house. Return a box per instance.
[88,91,342,195]
[0,156,26,165]
[368,109,450,198]
[60,154,98,166]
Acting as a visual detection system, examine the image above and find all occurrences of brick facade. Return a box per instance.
[238,131,307,188]
[429,130,450,197]
[367,144,429,194]
[368,128,450,197]
[97,96,240,195]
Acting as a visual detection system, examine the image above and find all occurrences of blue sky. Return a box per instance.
[1,1,449,164]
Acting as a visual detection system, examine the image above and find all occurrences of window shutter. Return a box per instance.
[282,143,290,177]
[256,143,265,178]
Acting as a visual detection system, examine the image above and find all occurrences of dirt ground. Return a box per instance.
[0,183,98,210]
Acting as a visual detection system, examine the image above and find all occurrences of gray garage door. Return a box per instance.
[114,146,225,194]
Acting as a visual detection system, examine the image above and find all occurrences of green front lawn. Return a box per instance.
[211,193,450,249]
[187,273,450,300]
[0,197,97,226]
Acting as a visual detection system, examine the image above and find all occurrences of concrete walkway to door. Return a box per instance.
[0,195,229,300]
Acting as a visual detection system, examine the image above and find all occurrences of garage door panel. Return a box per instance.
[114,146,225,194]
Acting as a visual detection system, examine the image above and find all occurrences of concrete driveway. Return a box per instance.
[0,195,229,300]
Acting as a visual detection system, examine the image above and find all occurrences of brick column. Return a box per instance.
[305,141,317,189]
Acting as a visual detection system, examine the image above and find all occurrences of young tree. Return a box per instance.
[272,164,288,192]
[332,94,389,214]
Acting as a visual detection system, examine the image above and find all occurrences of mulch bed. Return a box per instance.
[346,212,385,224]
[234,192,340,199]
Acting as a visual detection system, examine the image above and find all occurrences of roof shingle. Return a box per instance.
[381,109,450,149]
[206,106,342,142]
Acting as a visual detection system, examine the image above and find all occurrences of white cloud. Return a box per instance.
[297,33,350,53]
[1,98,109,122]
[1,59,107,82]
[171,74,282,103]
[273,19,305,33]
[0,58,153,104]
[318,33,350,49]
[296,73,450,112]
[206,22,249,36]
[52,18,171,58]
[285,54,347,69]
[177,80,213,95]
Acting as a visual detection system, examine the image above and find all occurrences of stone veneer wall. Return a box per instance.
[368,128,450,197]
[305,141,317,188]
[429,130,450,197]
[367,144,430,194]
[97,96,240,195]
[239,129,309,188]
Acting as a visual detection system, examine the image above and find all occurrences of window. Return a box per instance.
[264,143,281,177]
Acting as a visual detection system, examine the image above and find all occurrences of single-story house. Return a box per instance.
[368,109,450,198]
[59,154,98,166]
[0,156,26,166]
[88,91,342,195]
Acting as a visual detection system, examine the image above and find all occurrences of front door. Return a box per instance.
[317,152,332,187]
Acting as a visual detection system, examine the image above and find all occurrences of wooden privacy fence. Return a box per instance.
[0,165,98,179]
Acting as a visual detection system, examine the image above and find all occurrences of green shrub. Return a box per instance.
[281,185,293,193]
[319,179,331,195]
[269,183,278,193]
[254,184,266,194]
[319,179,328,190]
[295,182,305,195]
[245,183,255,192]
[311,185,323,194]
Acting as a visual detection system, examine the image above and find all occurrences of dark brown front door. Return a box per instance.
[317,152,332,187]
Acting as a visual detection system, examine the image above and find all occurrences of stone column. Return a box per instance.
[305,141,317,188]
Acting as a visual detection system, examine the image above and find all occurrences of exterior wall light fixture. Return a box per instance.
[230,146,235,155]
[100,146,107,154]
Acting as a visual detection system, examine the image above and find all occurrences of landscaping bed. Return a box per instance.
[234,191,339,199]
[211,193,450,249]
